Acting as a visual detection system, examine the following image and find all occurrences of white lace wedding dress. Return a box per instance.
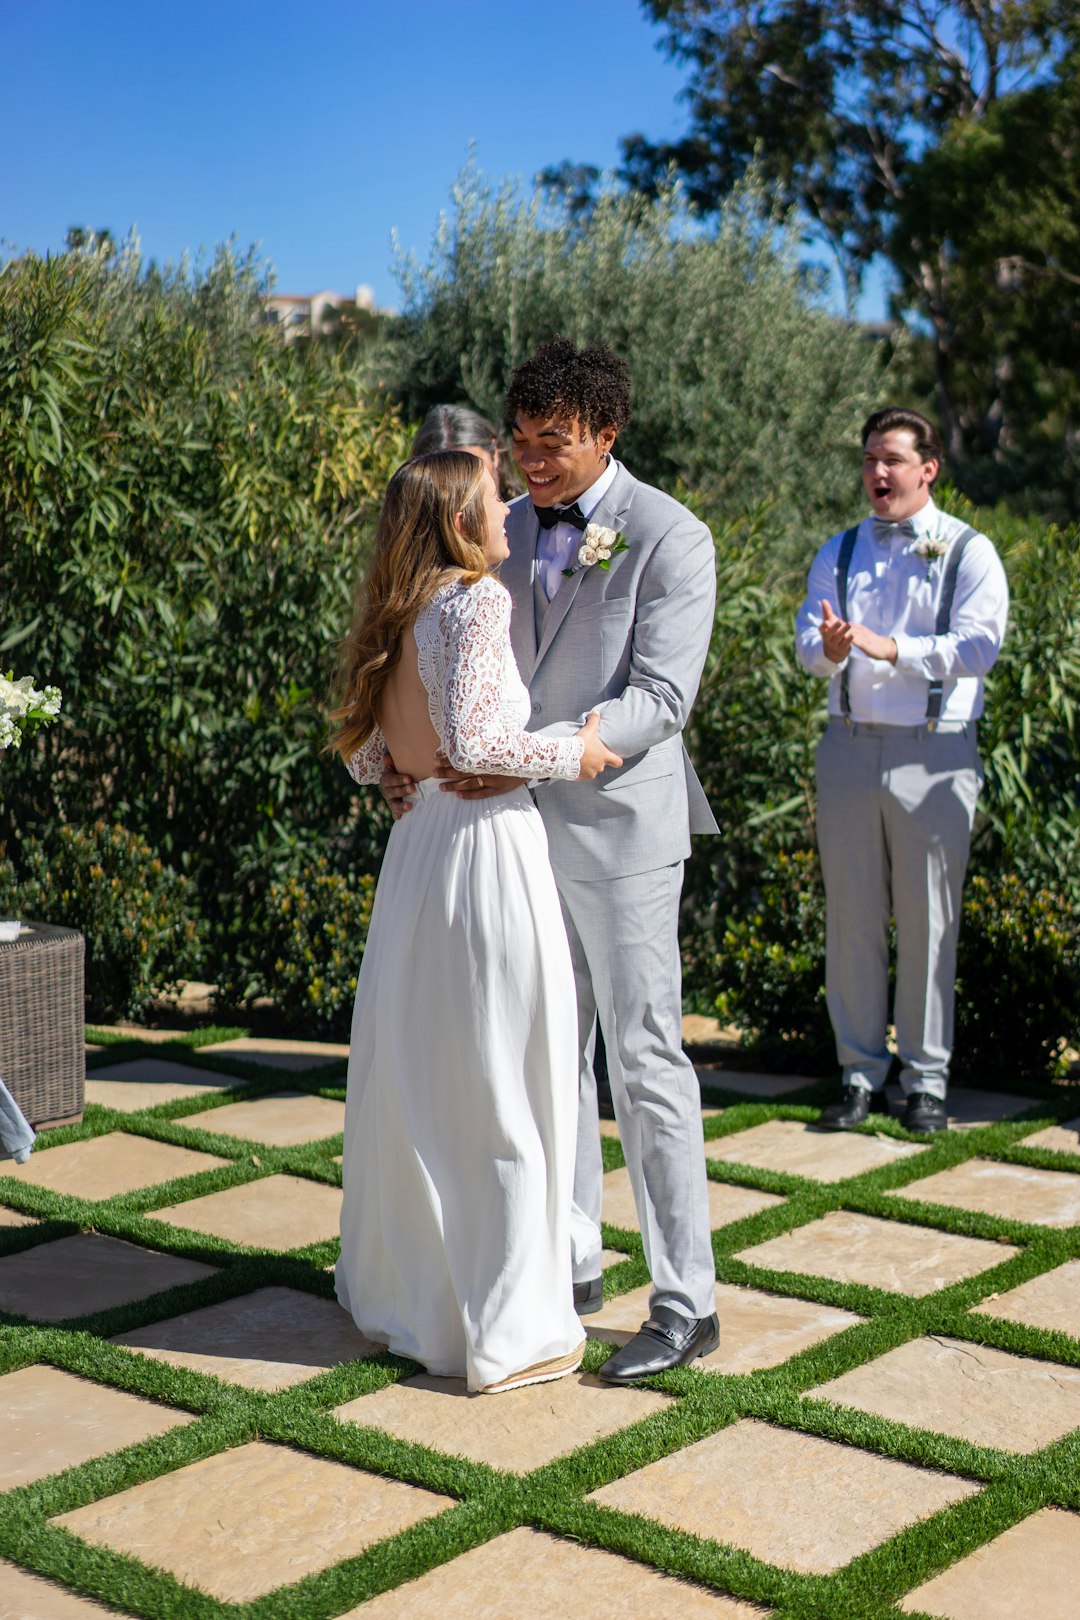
[336,575,587,1391]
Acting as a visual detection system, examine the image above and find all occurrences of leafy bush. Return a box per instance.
[971,513,1080,912]
[0,239,409,991]
[954,874,1080,1085]
[705,852,1080,1086]
[679,509,824,999]
[0,822,203,1022]
[708,850,834,1068]
[258,856,376,1037]
[381,166,884,547]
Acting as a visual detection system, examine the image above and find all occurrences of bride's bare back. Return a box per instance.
[377,623,442,782]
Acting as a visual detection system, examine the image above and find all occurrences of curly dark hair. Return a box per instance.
[505,338,632,438]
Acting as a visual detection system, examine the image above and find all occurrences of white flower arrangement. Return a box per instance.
[562,523,629,578]
[912,532,950,580]
[0,672,63,751]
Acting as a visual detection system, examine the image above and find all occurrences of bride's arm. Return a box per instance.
[345,726,391,785]
[441,581,584,781]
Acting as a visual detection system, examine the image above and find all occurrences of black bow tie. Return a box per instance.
[534,501,587,532]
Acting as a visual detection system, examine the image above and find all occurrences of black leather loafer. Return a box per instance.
[903,1092,948,1133]
[573,1276,604,1314]
[819,1086,887,1130]
[597,1306,720,1384]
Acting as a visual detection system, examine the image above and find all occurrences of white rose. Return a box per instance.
[596,546,612,562]
[578,543,598,567]
[0,677,27,714]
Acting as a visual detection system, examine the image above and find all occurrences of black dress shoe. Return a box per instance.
[903,1092,948,1133]
[819,1086,887,1130]
[597,1306,720,1384]
[573,1276,604,1314]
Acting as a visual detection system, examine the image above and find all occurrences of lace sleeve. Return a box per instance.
[442,581,583,780]
[345,726,389,785]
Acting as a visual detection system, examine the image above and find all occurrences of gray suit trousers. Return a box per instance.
[815,717,982,1099]
[556,862,716,1320]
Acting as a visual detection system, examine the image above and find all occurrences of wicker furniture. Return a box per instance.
[0,921,85,1128]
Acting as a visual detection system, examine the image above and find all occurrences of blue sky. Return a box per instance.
[2,0,886,317]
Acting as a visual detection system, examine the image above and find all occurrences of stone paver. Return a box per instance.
[0,1203,36,1228]
[1020,1114,1080,1157]
[898,1506,1080,1619]
[0,1233,217,1322]
[814,1334,1080,1452]
[52,1441,454,1604]
[590,1418,978,1575]
[335,1371,670,1472]
[0,1365,192,1489]
[202,1036,349,1069]
[148,1173,342,1250]
[348,1527,768,1617]
[0,1560,125,1617]
[971,1258,1080,1337]
[84,1057,237,1112]
[889,1158,1080,1228]
[602,1166,783,1232]
[180,1091,345,1146]
[883,1085,1034,1132]
[696,1067,816,1098]
[586,1283,863,1374]
[683,1015,741,1046]
[87,1027,190,1045]
[111,1286,380,1390]
[706,1119,926,1182]
[734,1210,1020,1296]
[6,1133,229,1200]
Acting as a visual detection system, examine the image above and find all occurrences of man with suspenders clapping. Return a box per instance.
[796,408,1009,1133]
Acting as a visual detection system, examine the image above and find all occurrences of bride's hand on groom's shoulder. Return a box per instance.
[576,712,622,781]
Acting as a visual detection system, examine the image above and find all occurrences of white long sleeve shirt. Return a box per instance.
[794,499,1009,725]
[535,456,619,599]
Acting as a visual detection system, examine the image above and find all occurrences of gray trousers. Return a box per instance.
[557,861,716,1321]
[815,717,982,1100]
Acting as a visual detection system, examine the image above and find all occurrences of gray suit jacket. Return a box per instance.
[500,460,719,881]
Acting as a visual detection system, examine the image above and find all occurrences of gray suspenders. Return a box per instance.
[836,523,978,728]
[835,526,859,722]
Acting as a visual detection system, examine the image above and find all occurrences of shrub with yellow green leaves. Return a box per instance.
[0,821,203,1021]
[261,857,375,1036]
[954,874,1080,1085]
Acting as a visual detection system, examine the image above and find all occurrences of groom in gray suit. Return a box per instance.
[389,340,719,1380]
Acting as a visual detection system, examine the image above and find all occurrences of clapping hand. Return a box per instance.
[820,600,897,666]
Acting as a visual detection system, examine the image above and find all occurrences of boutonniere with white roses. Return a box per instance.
[562,523,629,578]
[911,532,950,581]
[0,672,63,752]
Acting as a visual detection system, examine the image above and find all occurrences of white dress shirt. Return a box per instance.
[536,456,619,600]
[795,498,1009,724]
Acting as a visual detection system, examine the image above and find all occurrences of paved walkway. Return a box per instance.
[1,1031,1079,1617]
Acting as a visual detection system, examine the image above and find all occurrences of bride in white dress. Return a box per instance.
[328,451,621,1392]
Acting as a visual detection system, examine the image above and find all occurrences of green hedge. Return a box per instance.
[706,850,1080,1085]
[0,240,409,1010]
[0,822,203,1021]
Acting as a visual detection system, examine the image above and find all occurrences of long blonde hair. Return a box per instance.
[327,452,490,762]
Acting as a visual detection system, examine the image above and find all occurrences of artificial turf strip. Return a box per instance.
[1,1057,1079,1617]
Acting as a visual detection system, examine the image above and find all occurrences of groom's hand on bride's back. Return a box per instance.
[379,751,416,821]
[432,750,524,798]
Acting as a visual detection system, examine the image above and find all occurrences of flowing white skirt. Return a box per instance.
[335,780,585,1391]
